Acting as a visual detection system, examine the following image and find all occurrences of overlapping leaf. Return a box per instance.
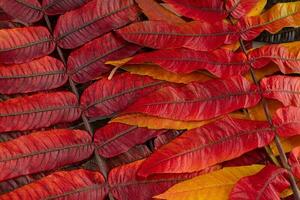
[54,0,140,49]
[0,129,94,181]
[0,91,81,132]
[0,169,108,200]
[138,117,274,176]
[117,20,239,51]
[289,146,300,179]
[80,73,165,118]
[124,76,261,121]
[0,56,67,94]
[67,33,140,83]
[0,26,55,64]
[43,0,91,15]
[94,122,165,158]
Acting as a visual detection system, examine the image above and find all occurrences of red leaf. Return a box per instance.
[226,0,260,19]
[67,33,140,83]
[0,26,55,64]
[0,56,67,94]
[128,48,249,77]
[94,122,165,158]
[0,8,13,21]
[43,0,91,15]
[0,91,81,133]
[273,106,300,137]
[108,159,208,200]
[124,76,261,121]
[154,130,182,150]
[117,21,239,51]
[0,0,43,23]
[229,165,290,200]
[289,146,300,179]
[80,73,165,118]
[0,129,94,181]
[0,169,108,200]
[54,0,140,49]
[261,75,300,107]
[138,117,274,176]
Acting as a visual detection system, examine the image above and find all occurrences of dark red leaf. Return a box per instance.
[0,169,108,200]
[54,0,140,49]
[0,56,67,94]
[0,0,43,23]
[67,33,140,83]
[0,91,81,133]
[0,129,94,181]
[229,165,290,200]
[0,26,55,64]
[0,8,13,21]
[43,0,91,15]
[154,130,182,150]
[94,122,165,158]
[80,73,165,118]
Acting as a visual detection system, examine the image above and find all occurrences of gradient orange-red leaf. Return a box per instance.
[117,21,239,51]
[238,2,300,41]
[226,0,261,19]
[127,48,248,78]
[94,122,165,158]
[67,33,140,83]
[229,165,290,200]
[0,56,67,94]
[54,0,140,49]
[80,73,165,118]
[138,117,274,176]
[0,91,81,133]
[0,27,55,64]
[289,146,300,179]
[0,0,43,23]
[124,76,261,121]
[261,75,300,107]
[0,169,108,200]
[42,0,91,15]
[0,129,94,181]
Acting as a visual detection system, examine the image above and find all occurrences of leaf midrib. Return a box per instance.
[0,70,65,79]
[0,37,52,52]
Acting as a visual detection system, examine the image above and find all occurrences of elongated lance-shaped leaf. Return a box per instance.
[238,2,300,41]
[0,26,55,64]
[67,33,140,83]
[80,73,165,118]
[54,0,140,49]
[42,0,91,15]
[94,122,165,158]
[289,146,300,179]
[117,20,239,51]
[0,169,108,200]
[229,165,290,200]
[0,0,43,23]
[124,76,261,121]
[0,91,81,133]
[0,129,94,181]
[138,116,274,176]
[0,56,67,94]
[261,75,300,107]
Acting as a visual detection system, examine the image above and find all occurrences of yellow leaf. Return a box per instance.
[220,42,240,51]
[105,57,132,67]
[155,165,264,200]
[244,63,280,83]
[246,0,267,17]
[271,135,300,155]
[247,99,283,121]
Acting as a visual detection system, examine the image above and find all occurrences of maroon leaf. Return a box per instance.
[43,0,91,15]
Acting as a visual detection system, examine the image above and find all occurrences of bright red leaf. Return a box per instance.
[289,146,300,179]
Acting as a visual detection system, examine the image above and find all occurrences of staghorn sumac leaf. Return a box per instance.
[289,146,300,179]
[0,26,55,64]
[155,165,264,200]
[117,20,239,51]
[54,0,140,49]
[273,106,300,137]
[67,33,140,83]
[94,122,165,158]
[0,91,81,132]
[0,56,67,94]
[0,129,94,181]
[108,159,212,200]
[0,169,108,200]
[229,165,290,200]
[271,135,300,156]
[261,75,300,107]
[126,48,249,78]
[124,76,261,121]
[154,130,182,150]
[238,2,300,41]
[0,8,13,21]
[138,117,274,176]
[0,0,43,23]
[80,73,165,118]
[42,0,91,15]
[225,0,265,19]
[249,42,300,74]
